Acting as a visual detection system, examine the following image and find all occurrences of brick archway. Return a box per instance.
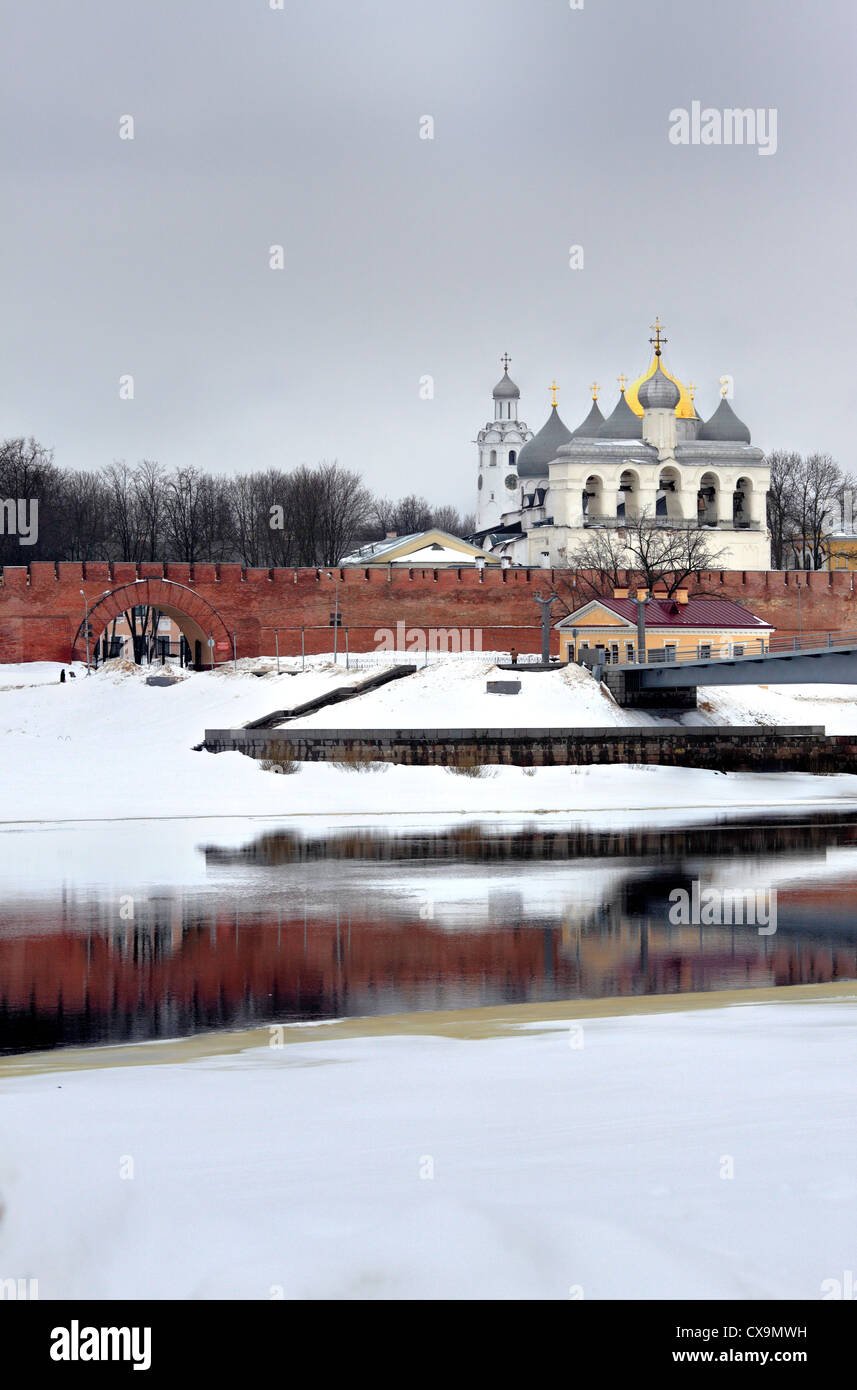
[71,579,233,666]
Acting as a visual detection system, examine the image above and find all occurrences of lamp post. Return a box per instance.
[533,590,559,664]
[634,595,650,663]
[79,590,91,674]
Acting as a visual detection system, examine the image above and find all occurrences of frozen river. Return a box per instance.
[1,808,856,1054]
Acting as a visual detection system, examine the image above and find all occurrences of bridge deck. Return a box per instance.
[634,644,857,689]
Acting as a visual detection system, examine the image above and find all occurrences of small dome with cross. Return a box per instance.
[493,352,520,399]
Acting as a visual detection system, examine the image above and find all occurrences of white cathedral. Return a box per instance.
[472,324,771,571]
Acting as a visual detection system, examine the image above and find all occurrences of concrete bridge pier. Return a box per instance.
[602,669,698,709]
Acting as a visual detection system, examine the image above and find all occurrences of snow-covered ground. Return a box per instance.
[286,656,857,733]
[1,997,854,1299]
[1,657,857,823]
[2,659,855,1303]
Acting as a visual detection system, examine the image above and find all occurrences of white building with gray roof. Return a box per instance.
[472,324,771,570]
[474,355,534,530]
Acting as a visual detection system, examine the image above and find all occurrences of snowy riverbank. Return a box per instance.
[1,995,854,1299]
[2,657,857,824]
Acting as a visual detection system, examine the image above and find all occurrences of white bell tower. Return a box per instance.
[475,354,532,531]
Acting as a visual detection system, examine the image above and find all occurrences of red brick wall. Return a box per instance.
[0,562,853,663]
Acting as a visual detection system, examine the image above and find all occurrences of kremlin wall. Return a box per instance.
[0,561,854,665]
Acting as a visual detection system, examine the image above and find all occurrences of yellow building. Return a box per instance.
[555,589,773,665]
[823,533,857,571]
[341,529,498,567]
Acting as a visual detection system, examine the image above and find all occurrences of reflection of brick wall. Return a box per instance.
[0,562,853,663]
[1,903,851,1051]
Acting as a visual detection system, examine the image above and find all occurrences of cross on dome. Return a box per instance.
[649,317,667,357]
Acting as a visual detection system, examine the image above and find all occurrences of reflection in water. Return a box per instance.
[1,814,856,1054]
[205,812,857,867]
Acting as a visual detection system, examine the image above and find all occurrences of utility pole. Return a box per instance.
[533,590,559,664]
[326,571,341,661]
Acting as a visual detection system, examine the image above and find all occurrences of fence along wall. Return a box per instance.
[0,562,855,663]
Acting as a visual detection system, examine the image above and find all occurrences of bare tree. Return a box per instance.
[430,504,467,536]
[195,473,233,562]
[369,495,396,536]
[563,511,727,601]
[561,527,629,600]
[263,469,300,565]
[0,437,63,563]
[134,460,167,561]
[316,462,372,565]
[792,452,842,570]
[163,466,206,563]
[765,450,801,570]
[357,495,476,547]
[627,514,728,593]
[229,474,265,568]
[58,470,110,561]
[103,462,144,562]
[390,494,432,535]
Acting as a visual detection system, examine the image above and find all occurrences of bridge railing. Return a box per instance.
[621,628,857,667]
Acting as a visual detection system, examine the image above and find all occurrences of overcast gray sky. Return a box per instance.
[1,0,854,510]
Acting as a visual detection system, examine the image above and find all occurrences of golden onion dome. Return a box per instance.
[625,357,696,418]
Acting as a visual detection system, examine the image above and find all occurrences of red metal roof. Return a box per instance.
[571,596,773,630]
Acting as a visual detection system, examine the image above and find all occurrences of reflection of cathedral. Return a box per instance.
[473,321,771,571]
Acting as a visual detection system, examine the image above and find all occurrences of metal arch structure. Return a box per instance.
[70,578,233,667]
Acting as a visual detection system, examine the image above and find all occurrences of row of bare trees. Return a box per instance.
[4,432,846,574]
[0,439,475,568]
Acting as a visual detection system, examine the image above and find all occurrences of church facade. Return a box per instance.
[472,325,771,571]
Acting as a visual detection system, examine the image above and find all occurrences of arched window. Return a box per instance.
[489,450,497,467]
[509,450,517,466]
[698,473,719,526]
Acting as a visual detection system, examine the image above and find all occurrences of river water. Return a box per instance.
[1,811,856,1054]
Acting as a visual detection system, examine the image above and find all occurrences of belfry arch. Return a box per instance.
[70,579,233,668]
